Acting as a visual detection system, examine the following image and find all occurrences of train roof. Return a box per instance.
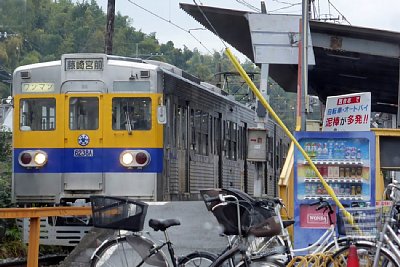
[12,53,253,110]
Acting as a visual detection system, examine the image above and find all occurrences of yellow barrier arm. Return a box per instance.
[224,48,352,222]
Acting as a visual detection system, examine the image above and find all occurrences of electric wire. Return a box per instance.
[269,3,301,13]
[127,0,213,54]
[327,0,351,25]
[192,0,228,49]
[235,0,261,12]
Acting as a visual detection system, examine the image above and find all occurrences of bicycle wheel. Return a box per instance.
[91,235,168,267]
[325,243,399,267]
[179,251,217,267]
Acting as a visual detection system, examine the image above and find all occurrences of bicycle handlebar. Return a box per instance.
[310,197,334,214]
[387,183,400,191]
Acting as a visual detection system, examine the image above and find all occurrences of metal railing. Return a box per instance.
[0,207,92,267]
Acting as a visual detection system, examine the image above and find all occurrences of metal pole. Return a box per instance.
[301,0,309,130]
[397,57,400,128]
[105,0,115,55]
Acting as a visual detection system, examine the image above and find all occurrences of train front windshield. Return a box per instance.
[112,97,151,131]
[19,98,56,131]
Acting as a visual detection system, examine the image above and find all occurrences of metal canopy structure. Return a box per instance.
[180,3,400,115]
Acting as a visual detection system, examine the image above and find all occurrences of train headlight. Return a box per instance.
[19,150,48,168]
[120,150,151,168]
[34,152,48,166]
[121,152,134,165]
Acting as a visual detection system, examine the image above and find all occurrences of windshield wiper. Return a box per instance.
[125,111,133,135]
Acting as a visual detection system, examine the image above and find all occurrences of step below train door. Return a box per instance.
[62,90,104,193]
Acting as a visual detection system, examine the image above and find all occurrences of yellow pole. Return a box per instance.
[27,217,40,267]
[225,48,352,222]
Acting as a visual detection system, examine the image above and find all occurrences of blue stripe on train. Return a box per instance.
[13,148,163,173]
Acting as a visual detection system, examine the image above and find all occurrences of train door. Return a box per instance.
[63,93,103,191]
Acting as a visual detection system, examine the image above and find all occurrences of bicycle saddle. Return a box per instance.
[149,218,181,232]
[283,220,295,228]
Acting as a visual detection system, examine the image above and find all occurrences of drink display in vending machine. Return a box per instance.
[293,131,376,249]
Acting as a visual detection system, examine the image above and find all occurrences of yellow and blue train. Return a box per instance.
[12,53,288,245]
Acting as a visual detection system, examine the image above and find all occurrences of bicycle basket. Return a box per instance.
[90,195,148,231]
[200,188,278,237]
[338,205,391,240]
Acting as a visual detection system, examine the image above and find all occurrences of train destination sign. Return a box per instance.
[65,58,103,71]
[22,82,55,93]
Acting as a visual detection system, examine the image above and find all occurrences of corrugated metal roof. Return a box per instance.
[180,3,400,114]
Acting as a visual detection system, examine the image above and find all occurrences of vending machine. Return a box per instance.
[293,131,376,249]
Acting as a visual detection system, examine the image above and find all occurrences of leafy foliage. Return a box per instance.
[0,0,296,125]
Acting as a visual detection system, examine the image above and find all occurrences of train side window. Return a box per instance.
[190,109,196,151]
[201,112,209,155]
[176,105,187,149]
[195,109,202,154]
[231,122,238,160]
[20,98,56,131]
[69,97,99,130]
[112,97,151,131]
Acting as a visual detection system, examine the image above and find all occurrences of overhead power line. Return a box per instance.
[127,0,213,54]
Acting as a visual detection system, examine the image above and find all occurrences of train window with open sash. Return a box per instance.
[19,98,56,131]
[112,97,151,131]
[69,97,99,130]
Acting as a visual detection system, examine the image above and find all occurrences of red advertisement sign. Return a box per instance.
[300,204,336,228]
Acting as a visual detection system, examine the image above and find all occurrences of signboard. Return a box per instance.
[299,204,336,228]
[322,92,371,131]
[22,83,55,93]
[247,128,267,162]
[64,58,103,71]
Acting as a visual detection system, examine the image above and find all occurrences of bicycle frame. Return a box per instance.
[255,200,341,263]
[375,217,400,262]
[373,189,400,266]
[90,230,186,267]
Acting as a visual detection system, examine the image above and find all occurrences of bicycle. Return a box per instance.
[326,183,400,266]
[200,188,284,267]
[200,188,356,266]
[89,195,217,267]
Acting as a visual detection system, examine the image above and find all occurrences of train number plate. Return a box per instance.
[73,149,94,157]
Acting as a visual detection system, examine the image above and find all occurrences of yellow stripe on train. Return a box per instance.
[13,93,163,149]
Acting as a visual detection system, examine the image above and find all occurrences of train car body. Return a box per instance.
[12,53,288,245]
[12,53,259,204]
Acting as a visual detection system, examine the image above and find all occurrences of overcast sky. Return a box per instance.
[96,0,400,61]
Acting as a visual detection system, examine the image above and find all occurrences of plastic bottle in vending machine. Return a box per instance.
[322,143,328,158]
[340,142,346,158]
[356,149,362,161]
[334,142,340,159]
[351,147,356,160]
[328,141,333,159]
[304,142,310,155]
[345,147,351,160]
[317,143,322,158]
[305,183,310,195]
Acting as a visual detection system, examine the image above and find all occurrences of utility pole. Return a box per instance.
[300,0,310,130]
[105,0,115,55]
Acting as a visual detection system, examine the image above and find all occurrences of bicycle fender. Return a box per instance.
[126,235,168,267]
[91,238,111,261]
